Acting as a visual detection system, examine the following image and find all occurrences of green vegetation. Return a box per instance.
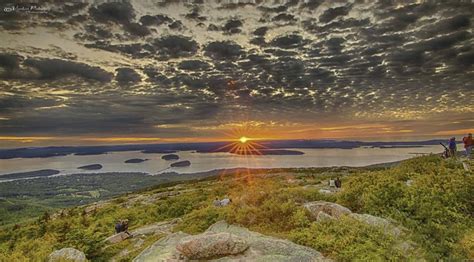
[0,170,224,226]
[0,156,472,261]
[337,156,474,260]
[290,217,408,261]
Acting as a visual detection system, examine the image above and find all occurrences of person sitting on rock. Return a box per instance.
[115,220,124,234]
[115,219,131,236]
[122,219,130,234]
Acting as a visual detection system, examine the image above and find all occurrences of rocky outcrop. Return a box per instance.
[48,248,87,262]
[134,232,189,261]
[176,232,249,259]
[304,201,405,238]
[133,221,331,261]
[304,201,352,220]
[106,232,132,244]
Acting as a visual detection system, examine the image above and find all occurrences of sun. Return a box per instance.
[211,123,269,157]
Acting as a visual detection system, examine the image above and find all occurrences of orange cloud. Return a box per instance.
[434,129,474,136]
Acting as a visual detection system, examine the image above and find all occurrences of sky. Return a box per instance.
[0,0,473,147]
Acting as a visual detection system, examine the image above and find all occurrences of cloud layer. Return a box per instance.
[0,0,473,144]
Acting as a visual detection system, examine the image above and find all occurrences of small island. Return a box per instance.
[124,158,149,164]
[162,154,180,160]
[170,160,191,167]
[142,149,176,154]
[78,164,103,170]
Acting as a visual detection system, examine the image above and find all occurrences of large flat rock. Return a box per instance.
[133,221,331,262]
[176,232,249,259]
[105,232,131,244]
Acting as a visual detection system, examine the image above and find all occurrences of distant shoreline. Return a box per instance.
[0,139,446,159]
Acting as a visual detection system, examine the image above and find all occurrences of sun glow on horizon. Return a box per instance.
[239,136,248,143]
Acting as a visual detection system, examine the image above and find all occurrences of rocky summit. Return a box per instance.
[134,221,332,261]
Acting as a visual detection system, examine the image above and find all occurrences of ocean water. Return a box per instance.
[0,145,444,177]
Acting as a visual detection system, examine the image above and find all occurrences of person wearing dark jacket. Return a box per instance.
[115,219,131,236]
[115,220,123,234]
[335,177,342,189]
[448,137,457,158]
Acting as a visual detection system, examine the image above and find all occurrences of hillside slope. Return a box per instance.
[0,155,473,261]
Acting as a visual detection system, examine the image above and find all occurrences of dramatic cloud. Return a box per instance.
[222,19,243,34]
[204,41,243,59]
[139,14,173,26]
[153,35,199,58]
[0,53,20,68]
[319,5,351,23]
[89,2,135,25]
[0,0,473,143]
[25,58,113,82]
[115,68,141,84]
[272,13,297,24]
[253,26,268,36]
[0,54,112,82]
[270,34,306,49]
[178,60,211,71]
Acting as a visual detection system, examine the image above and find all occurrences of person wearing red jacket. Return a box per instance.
[463,133,473,159]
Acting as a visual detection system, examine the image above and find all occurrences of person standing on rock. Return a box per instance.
[335,177,341,190]
[462,133,473,159]
[448,137,457,158]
